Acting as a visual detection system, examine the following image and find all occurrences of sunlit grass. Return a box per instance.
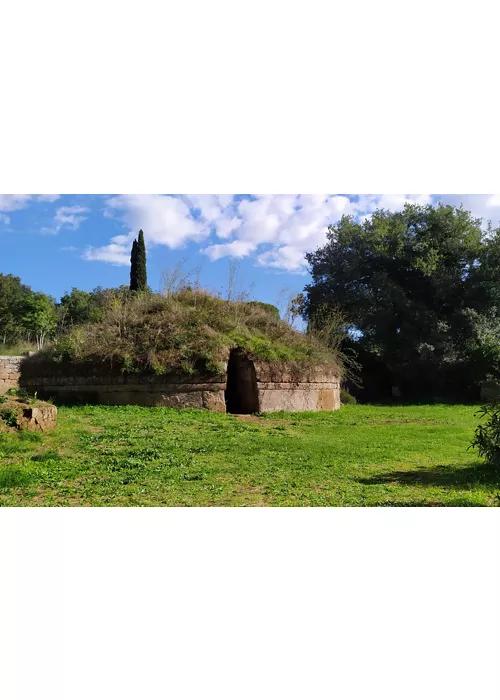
[0,403,496,506]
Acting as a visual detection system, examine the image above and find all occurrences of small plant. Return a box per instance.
[340,388,357,404]
[16,388,31,402]
[470,403,500,467]
[0,466,32,489]
[0,406,19,428]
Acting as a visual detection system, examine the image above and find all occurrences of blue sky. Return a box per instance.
[2,194,500,307]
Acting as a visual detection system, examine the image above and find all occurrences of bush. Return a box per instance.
[340,388,357,404]
[470,404,500,466]
[0,406,18,428]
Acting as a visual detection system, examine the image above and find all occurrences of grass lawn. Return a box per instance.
[0,403,498,506]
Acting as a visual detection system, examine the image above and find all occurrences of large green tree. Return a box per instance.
[303,203,499,399]
[59,288,100,327]
[0,273,33,344]
[21,292,58,350]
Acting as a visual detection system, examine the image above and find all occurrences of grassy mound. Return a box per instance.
[33,290,339,376]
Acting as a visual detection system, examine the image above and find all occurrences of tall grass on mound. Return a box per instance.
[40,290,340,376]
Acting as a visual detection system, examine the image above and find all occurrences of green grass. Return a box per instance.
[0,403,497,506]
[0,342,36,356]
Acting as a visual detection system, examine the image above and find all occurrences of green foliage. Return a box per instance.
[41,289,337,375]
[0,406,18,428]
[59,288,103,327]
[130,239,138,291]
[21,292,58,350]
[129,231,147,292]
[0,273,33,344]
[340,388,357,404]
[136,230,147,292]
[304,202,500,398]
[0,466,32,489]
[470,404,500,467]
[15,387,32,403]
[246,301,280,318]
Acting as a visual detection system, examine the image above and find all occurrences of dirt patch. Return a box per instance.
[232,414,291,428]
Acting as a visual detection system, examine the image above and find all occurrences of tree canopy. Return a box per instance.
[303,202,500,399]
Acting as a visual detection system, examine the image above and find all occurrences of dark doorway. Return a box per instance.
[225,348,259,414]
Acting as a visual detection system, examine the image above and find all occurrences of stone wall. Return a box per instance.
[18,355,341,413]
[20,369,228,411]
[0,355,23,394]
[253,362,340,412]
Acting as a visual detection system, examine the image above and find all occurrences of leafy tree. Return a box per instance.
[21,292,58,350]
[0,273,32,344]
[303,203,497,399]
[136,229,147,292]
[59,288,99,327]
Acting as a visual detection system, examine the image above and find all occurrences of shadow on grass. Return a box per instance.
[358,461,500,489]
[374,498,488,507]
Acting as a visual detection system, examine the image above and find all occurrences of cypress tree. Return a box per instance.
[136,229,147,292]
[130,238,138,291]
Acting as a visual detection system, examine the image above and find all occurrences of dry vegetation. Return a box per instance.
[31,289,339,376]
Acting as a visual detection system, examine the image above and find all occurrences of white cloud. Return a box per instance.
[203,239,257,261]
[86,194,236,264]
[36,194,60,202]
[104,194,206,248]
[83,243,130,266]
[0,194,60,212]
[42,205,89,235]
[0,194,33,212]
[82,193,500,273]
[202,194,357,271]
[0,213,10,225]
[433,194,500,227]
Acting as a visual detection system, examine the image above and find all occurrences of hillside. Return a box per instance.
[29,290,340,377]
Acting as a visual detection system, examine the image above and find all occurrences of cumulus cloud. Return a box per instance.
[83,243,131,266]
[433,194,500,227]
[86,194,238,265]
[42,205,89,235]
[105,195,206,247]
[82,193,500,272]
[0,194,60,212]
[36,194,60,202]
[0,194,33,212]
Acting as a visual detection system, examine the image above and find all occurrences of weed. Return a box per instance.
[0,466,32,489]
[0,407,18,428]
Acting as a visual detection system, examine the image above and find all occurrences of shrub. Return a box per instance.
[470,403,500,466]
[0,406,19,428]
[340,388,357,404]
[246,301,280,319]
